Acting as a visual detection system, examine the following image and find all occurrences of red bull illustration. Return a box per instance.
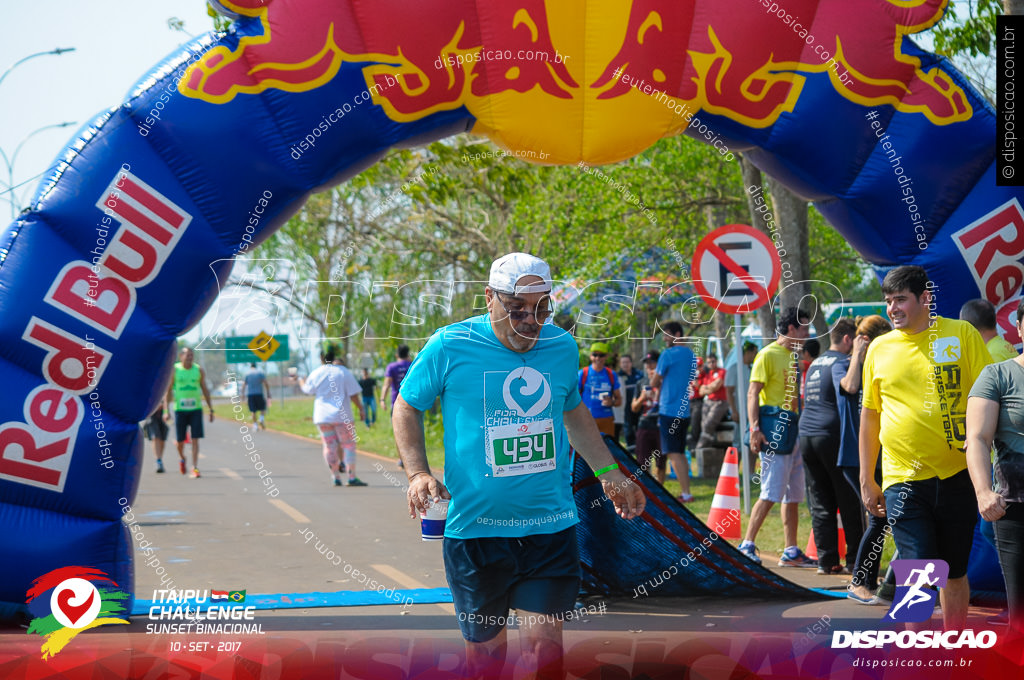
[184,0,969,141]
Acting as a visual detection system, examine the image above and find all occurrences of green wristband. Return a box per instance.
[594,463,619,478]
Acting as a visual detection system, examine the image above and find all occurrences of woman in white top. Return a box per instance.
[296,344,367,487]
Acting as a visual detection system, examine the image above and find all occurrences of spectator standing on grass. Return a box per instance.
[578,342,622,437]
[632,351,665,483]
[381,345,412,413]
[393,252,644,679]
[798,318,863,576]
[243,362,270,431]
[651,321,697,503]
[617,354,643,447]
[835,315,894,604]
[296,344,367,487]
[961,298,1018,362]
[738,308,815,568]
[725,341,758,423]
[166,347,215,479]
[359,368,378,427]
[696,354,729,449]
[860,265,990,631]
[967,296,1024,630]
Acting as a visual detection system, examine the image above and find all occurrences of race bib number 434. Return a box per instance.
[488,420,555,477]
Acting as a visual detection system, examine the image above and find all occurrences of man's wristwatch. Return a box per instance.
[749,425,759,432]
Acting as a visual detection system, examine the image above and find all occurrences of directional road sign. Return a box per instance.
[224,333,290,363]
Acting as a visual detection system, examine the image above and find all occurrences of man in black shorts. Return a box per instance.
[243,363,270,431]
[393,253,645,679]
[166,347,215,478]
[860,266,990,629]
[144,403,169,473]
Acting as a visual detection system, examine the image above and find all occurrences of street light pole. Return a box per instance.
[0,122,77,219]
[0,47,77,220]
[0,47,76,91]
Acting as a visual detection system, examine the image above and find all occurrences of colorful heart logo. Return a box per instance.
[56,587,95,626]
[48,578,101,629]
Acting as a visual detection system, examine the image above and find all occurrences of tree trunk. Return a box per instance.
[739,154,778,341]
[1006,0,1024,15]
[764,175,810,313]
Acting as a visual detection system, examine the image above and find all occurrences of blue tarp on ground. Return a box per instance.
[573,437,829,600]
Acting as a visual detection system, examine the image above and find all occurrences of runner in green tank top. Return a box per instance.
[166,347,214,477]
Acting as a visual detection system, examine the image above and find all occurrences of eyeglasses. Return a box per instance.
[494,292,553,322]
[591,352,606,358]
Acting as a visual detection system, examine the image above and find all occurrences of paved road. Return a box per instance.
[128,417,449,605]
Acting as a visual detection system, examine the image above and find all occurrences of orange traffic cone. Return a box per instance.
[805,512,846,560]
[707,446,742,539]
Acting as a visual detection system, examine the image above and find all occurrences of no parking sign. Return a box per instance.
[692,224,781,313]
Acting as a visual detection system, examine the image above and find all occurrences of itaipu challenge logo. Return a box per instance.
[25,566,129,659]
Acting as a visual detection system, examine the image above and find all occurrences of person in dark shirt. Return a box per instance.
[381,345,413,412]
[358,368,378,427]
[798,319,863,575]
[631,352,665,483]
[618,354,644,448]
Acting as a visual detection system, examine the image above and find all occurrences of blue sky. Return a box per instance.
[1,2,212,217]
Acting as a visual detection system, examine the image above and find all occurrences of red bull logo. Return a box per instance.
[180,0,971,163]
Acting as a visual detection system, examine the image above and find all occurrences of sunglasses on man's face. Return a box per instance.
[494,292,553,322]
[591,352,606,358]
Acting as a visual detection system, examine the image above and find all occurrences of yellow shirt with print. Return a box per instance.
[987,334,1018,362]
[749,341,800,413]
[862,316,991,490]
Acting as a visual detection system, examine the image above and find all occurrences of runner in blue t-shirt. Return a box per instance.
[393,253,645,678]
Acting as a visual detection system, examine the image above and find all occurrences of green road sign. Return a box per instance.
[825,302,886,325]
[224,333,290,363]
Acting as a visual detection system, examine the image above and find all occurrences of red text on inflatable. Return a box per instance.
[954,198,1024,344]
[2,169,191,492]
[44,170,191,340]
[0,384,85,492]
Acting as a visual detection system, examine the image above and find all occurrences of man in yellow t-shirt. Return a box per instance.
[737,307,813,568]
[959,298,1017,362]
[861,266,990,630]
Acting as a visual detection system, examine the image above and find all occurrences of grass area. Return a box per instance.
[217,396,894,577]
[212,396,446,470]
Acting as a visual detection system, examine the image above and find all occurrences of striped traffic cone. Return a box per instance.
[707,446,741,539]
[806,512,846,561]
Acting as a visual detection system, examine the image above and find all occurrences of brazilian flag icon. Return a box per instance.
[229,590,246,602]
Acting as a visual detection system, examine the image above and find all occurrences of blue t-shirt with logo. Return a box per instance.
[577,365,620,419]
[400,314,582,539]
[656,346,697,419]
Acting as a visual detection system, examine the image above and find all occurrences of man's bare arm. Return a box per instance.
[563,402,645,519]
[858,407,885,517]
[393,396,449,516]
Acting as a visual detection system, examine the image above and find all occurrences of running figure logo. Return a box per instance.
[886,559,949,623]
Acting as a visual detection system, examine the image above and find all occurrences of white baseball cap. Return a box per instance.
[488,252,552,295]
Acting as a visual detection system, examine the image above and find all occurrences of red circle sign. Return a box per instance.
[691,224,781,314]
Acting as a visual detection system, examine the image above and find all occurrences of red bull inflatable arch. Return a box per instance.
[0,0,1013,614]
